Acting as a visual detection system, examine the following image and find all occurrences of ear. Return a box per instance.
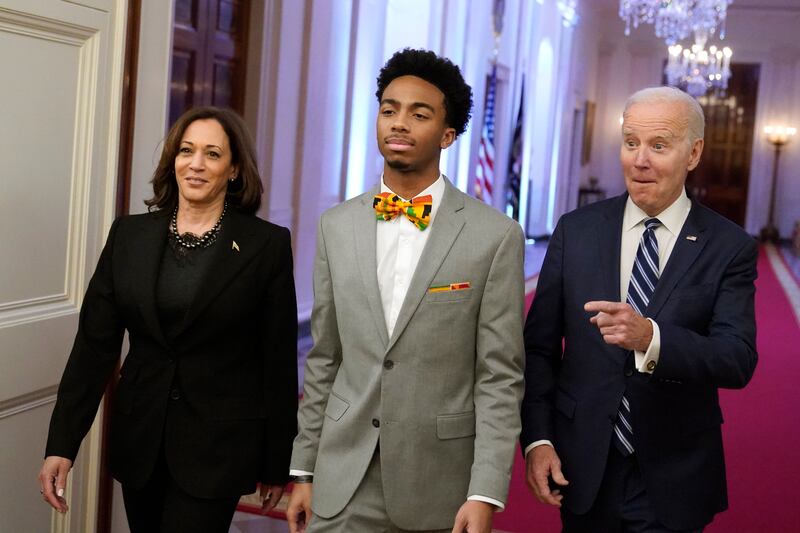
[687,138,704,171]
[440,128,456,149]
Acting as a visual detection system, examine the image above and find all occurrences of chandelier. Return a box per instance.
[664,31,732,97]
[619,0,733,46]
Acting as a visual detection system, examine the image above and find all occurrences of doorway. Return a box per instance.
[688,63,761,226]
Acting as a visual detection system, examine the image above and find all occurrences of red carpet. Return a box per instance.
[495,247,800,532]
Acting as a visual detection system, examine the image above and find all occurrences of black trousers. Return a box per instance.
[121,449,240,533]
[561,445,705,533]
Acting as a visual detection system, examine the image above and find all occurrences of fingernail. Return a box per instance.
[57,489,64,497]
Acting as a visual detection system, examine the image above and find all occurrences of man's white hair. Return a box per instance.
[623,86,705,143]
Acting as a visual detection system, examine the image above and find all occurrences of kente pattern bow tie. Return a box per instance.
[373,192,433,231]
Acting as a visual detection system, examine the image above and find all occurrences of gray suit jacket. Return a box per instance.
[291,177,525,530]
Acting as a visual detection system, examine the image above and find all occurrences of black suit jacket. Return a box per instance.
[46,209,298,498]
[521,193,757,530]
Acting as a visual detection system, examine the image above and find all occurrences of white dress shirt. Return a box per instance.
[526,190,691,457]
[620,189,691,374]
[377,176,445,337]
[294,175,504,509]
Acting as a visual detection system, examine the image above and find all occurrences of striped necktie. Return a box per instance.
[613,217,661,456]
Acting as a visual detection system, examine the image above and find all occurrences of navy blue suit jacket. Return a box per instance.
[521,193,757,530]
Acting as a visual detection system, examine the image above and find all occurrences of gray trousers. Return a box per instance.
[307,451,451,533]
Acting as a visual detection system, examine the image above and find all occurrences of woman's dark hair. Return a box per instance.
[375,48,473,137]
[146,106,262,214]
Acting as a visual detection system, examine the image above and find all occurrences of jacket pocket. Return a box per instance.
[425,287,474,303]
[436,411,476,440]
[324,391,350,421]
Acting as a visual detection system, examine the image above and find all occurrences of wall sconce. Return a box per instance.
[760,125,797,242]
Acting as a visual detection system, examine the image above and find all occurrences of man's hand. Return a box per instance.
[450,500,495,533]
[286,482,312,533]
[584,301,653,352]
[259,484,284,514]
[38,456,73,513]
[526,445,569,507]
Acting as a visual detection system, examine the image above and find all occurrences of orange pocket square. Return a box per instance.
[428,282,471,293]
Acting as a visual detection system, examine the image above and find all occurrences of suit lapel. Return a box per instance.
[174,209,268,337]
[386,179,466,353]
[598,195,628,303]
[647,200,708,318]
[353,184,390,348]
[130,212,171,348]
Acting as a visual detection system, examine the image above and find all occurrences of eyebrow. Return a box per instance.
[622,128,676,140]
[380,98,436,113]
[180,140,224,151]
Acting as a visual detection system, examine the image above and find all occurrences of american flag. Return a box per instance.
[475,65,497,203]
[505,78,524,220]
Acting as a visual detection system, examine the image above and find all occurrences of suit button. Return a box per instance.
[625,369,633,377]
[383,360,394,370]
[372,418,380,428]
[170,388,181,400]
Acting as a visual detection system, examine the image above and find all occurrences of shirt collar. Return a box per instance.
[623,188,691,236]
[380,174,445,224]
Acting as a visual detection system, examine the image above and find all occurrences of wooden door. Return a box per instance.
[0,1,127,531]
[170,0,249,125]
[687,63,760,226]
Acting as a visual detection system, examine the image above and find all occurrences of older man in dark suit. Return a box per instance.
[521,86,757,532]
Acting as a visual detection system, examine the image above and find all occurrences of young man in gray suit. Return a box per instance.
[287,49,525,533]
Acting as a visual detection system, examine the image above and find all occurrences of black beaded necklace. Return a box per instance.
[170,202,227,250]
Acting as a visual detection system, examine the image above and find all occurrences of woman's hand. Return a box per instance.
[259,484,284,514]
[38,456,73,513]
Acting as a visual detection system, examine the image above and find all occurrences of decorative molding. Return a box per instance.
[61,0,109,13]
[0,8,94,45]
[0,301,77,330]
[0,293,69,313]
[0,385,58,420]
[0,11,100,329]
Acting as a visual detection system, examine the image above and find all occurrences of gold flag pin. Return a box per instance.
[232,240,240,251]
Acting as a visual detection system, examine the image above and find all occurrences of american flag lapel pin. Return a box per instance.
[686,235,697,241]
[232,240,240,251]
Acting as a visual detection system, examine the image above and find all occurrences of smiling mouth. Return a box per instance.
[185,177,208,185]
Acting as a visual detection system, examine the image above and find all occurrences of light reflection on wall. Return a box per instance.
[530,38,554,234]
[345,0,433,199]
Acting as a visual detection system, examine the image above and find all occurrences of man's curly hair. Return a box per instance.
[376,48,473,137]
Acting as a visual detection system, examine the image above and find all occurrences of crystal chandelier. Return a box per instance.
[664,32,732,97]
[619,0,733,46]
[557,0,579,27]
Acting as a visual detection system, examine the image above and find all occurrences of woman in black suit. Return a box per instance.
[38,107,298,532]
